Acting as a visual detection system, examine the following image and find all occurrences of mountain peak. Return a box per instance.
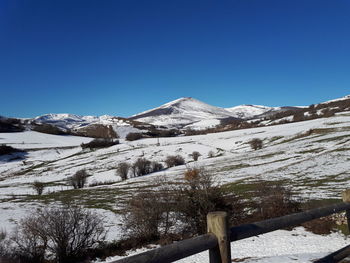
[130,97,237,128]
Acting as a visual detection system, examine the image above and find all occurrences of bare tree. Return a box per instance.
[32,181,45,195]
[116,162,130,180]
[249,138,263,150]
[132,158,151,176]
[70,169,89,189]
[190,151,201,161]
[164,155,185,168]
[13,205,106,263]
[151,161,163,172]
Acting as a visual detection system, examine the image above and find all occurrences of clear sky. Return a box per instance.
[1,0,349,118]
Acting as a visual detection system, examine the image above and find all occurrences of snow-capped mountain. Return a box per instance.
[34,114,131,130]
[130,97,240,128]
[225,105,277,119]
[32,114,149,138]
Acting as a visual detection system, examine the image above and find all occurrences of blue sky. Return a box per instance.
[1,0,349,118]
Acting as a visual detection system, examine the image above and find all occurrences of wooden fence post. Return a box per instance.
[207,211,231,263]
[342,189,350,232]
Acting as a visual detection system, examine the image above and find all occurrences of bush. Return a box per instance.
[123,168,245,243]
[70,169,89,189]
[190,151,201,161]
[249,138,263,150]
[0,230,9,258]
[123,191,171,242]
[116,162,130,180]
[81,138,119,150]
[126,133,143,141]
[0,145,22,156]
[165,155,185,168]
[13,205,106,263]
[151,161,164,172]
[176,168,242,234]
[122,177,176,243]
[132,158,152,177]
[251,182,301,220]
[32,181,45,195]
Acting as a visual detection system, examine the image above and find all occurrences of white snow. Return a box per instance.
[131,97,238,127]
[225,105,277,119]
[1,112,350,262]
[95,227,349,263]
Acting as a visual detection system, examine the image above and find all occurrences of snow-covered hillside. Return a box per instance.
[32,113,146,138]
[1,112,350,227]
[130,97,240,128]
[1,112,350,262]
[225,105,276,118]
[130,97,307,129]
[1,100,350,262]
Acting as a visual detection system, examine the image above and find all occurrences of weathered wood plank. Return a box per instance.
[314,244,350,263]
[207,211,231,263]
[111,233,218,263]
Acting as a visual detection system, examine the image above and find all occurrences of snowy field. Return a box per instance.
[96,227,349,263]
[1,112,350,262]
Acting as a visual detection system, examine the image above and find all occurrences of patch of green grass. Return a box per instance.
[14,162,48,176]
[252,156,295,167]
[294,173,350,188]
[222,179,291,198]
[313,134,350,144]
[324,122,344,126]
[330,147,350,152]
[22,187,126,212]
[216,163,251,172]
[278,131,314,145]
[269,136,284,143]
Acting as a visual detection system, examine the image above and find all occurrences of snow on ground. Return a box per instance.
[95,227,349,263]
[1,113,350,261]
[0,131,91,149]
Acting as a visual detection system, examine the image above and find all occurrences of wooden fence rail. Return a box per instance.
[112,190,350,263]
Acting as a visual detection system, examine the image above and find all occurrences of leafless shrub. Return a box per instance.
[0,145,23,156]
[70,169,89,189]
[249,138,263,150]
[126,132,143,141]
[12,217,47,263]
[32,181,45,195]
[89,180,116,187]
[122,178,176,243]
[151,161,164,172]
[175,168,243,234]
[0,230,10,258]
[164,155,185,168]
[251,182,301,221]
[132,158,152,176]
[189,151,201,161]
[116,162,130,180]
[13,205,106,263]
[81,138,119,150]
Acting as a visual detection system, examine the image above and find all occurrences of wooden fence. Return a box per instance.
[112,190,350,263]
